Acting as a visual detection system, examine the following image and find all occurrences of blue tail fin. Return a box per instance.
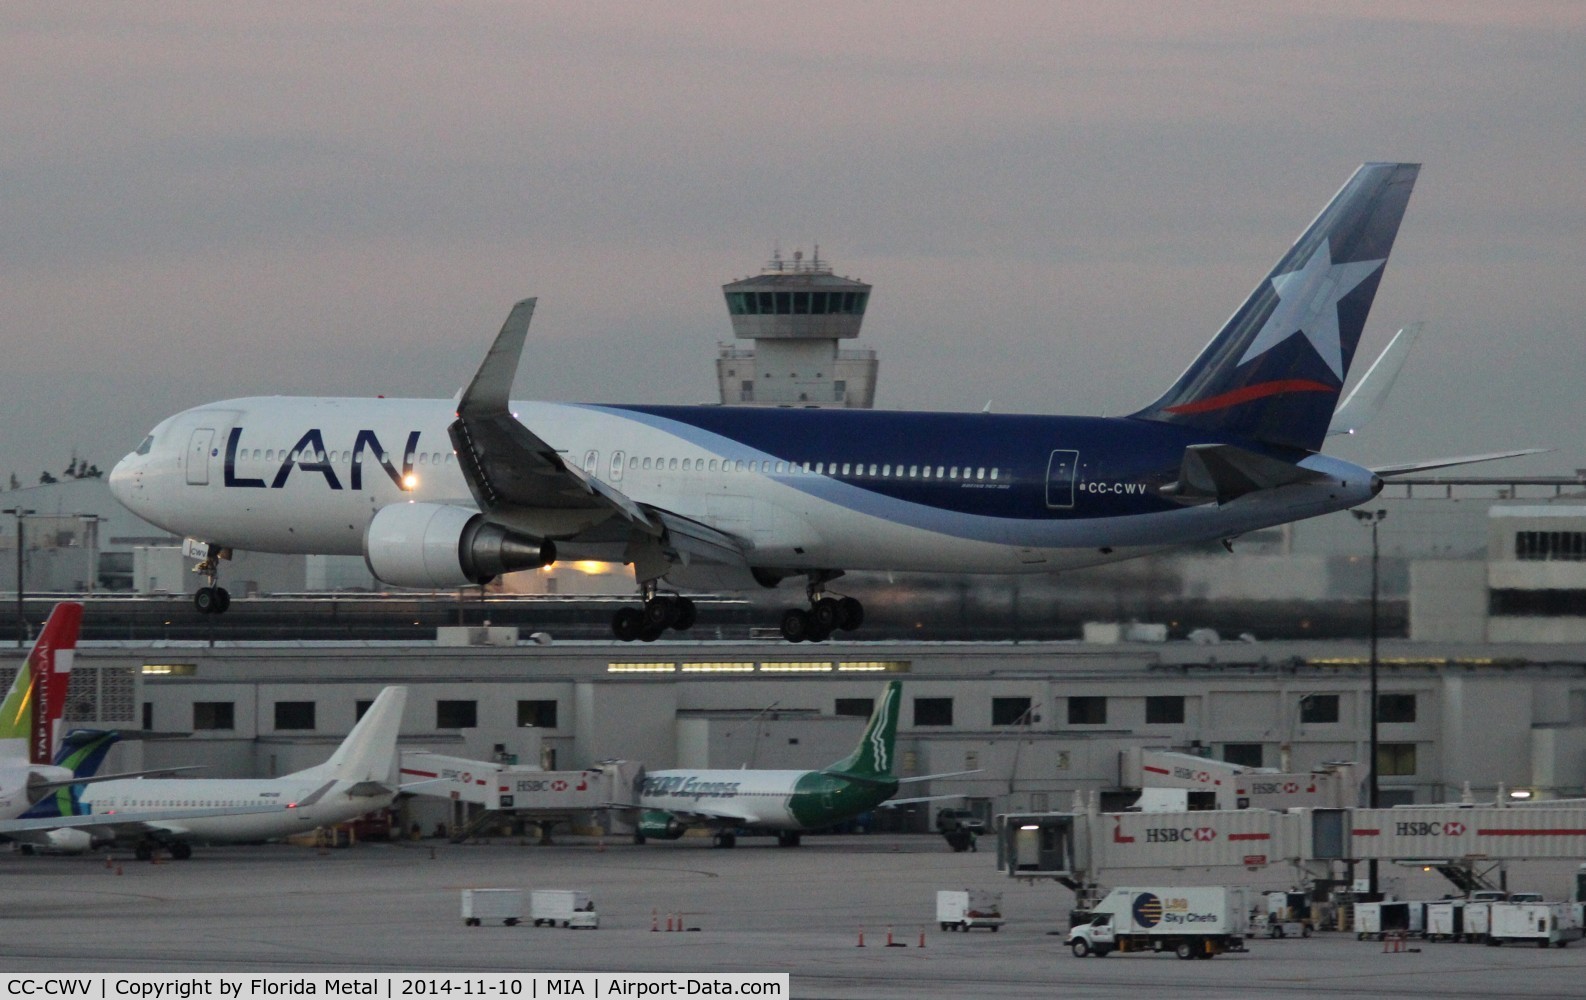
[1132,163,1419,452]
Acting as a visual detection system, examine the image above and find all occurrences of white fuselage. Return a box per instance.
[69,772,389,844]
[109,396,1377,583]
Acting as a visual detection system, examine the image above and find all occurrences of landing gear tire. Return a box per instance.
[837,596,863,631]
[713,832,737,849]
[612,607,645,642]
[671,597,697,631]
[811,598,842,632]
[638,625,664,642]
[643,597,677,628]
[777,831,801,847]
[135,842,154,862]
[194,586,230,615]
[170,842,193,860]
[780,608,813,643]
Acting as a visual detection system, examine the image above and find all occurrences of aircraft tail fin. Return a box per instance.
[0,602,83,765]
[826,680,901,779]
[1131,163,1419,452]
[296,686,407,784]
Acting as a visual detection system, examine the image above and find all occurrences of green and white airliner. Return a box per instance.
[632,680,954,847]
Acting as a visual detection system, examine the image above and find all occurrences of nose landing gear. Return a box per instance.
[192,543,232,615]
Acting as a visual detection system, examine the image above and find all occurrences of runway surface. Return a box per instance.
[3,835,1583,999]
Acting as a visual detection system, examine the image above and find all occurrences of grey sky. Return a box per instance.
[3,2,1584,485]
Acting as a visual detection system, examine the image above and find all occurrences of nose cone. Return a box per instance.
[108,453,140,511]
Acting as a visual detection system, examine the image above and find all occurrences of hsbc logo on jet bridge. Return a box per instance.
[1146,826,1218,844]
[1395,821,1467,837]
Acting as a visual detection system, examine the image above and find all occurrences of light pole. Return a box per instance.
[2,507,35,647]
[1352,507,1387,898]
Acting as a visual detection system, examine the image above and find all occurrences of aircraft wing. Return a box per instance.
[448,298,752,574]
[0,804,282,839]
[27,766,203,797]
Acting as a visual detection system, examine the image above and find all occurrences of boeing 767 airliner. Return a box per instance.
[108,163,1527,641]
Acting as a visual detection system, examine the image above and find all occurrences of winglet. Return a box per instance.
[458,298,536,416]
[1328,323,1423,437]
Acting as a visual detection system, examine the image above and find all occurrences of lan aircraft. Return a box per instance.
[0,686,407,858]
[109,163,1522,641]
[633,679,936,847]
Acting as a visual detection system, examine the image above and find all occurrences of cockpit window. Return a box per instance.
[134,435,155,456]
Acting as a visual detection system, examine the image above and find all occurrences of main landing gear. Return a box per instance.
[779,579,863,643]
[192,543,232,615]
[611,588,697,642]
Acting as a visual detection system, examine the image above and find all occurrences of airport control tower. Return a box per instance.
[716,249,878,408]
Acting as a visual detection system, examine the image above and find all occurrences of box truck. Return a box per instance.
[1068,887,1248,959]
[936,889,1004,932]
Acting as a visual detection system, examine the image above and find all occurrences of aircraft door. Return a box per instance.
[610,450,626,483]
[186,428,215,486]
[1045,449,1078,509]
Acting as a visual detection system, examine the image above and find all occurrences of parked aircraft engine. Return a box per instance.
[636,810,686,841]
[36,828,95,854]
[364,503,555,588]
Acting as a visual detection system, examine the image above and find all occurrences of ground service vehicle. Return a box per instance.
[1257,890,1313,938]
[1354,901,1425,940]
[462,889,522,927]
[531,889,598,929]
[937,889,1004,932]
[1488,902,1581,948]
[1425,900,1465,941]
[1068,887,1248,959]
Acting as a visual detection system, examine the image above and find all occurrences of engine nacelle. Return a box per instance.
[39,828,96,854]
[364,502,555,589]
[637,810,686,841]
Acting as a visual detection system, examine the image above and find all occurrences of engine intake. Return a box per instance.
[364,503,555,589]
[637,810,686,841]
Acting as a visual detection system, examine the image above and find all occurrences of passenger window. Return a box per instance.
[909,465,918,477]
[642,458,652,470]
[669,458,678,471]
[869,464,878,476]
[776,461,786,474]
[710,459,719,472]
[882,465,891,477]
[990,468,999,480]
[977,468,986,480]
[841,463,850,475]
[922,466,932,479]
[950,468,959,479]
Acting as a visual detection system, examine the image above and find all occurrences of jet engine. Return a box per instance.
[636,810,686,841]
[364,502,555,589]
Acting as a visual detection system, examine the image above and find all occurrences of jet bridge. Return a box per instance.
[998,803,1586,891]
[400,752,641,840]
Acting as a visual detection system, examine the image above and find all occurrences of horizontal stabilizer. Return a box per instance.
[1328,323,1423,436]
[343,780,395,798]
[896,769,983,784]
[1373,448,1549,477]
[882,793,968,807]
[1162,444,1331,504]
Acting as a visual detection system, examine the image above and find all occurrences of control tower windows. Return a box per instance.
[724,291,870,316]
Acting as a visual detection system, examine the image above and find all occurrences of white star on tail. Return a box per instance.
[1236,238,1385,380]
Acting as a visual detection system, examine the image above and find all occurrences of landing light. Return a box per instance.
[1020,824,1040,831]
[402,474,419,490]
[1509,789,1533,800]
